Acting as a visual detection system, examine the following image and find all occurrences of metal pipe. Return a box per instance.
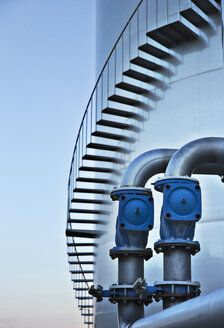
[121,147,224,188]
[164,247,191,281]
[165,137,224,177]
[129,287,224,328]
[119,302,144,328]
[116,142,224,326]
[121,149,176,187]
[118,255,144,324]
[118,145,224,325]
[117,149,176,327]
[159,137,224,310]
[118,256,144,285]
[163,247,191,309]
[118,256,144,328]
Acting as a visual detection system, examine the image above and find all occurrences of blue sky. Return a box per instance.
[0,1,95,327]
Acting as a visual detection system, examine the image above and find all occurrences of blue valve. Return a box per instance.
[155,177,201,242]
[111,187,154,248]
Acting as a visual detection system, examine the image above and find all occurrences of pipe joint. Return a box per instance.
[154,280,201,303]
[154,239,200,256]
[89,279,162,306]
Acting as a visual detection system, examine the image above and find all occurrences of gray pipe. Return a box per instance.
[121,147,224,188]
[117,145,224,326]
[163,247,192,309]
[121,149,177,187]
[165,137,224,177]
[129,287,224,328]
[118,149,176,328]
[118,142,224,326]
[161,137,224,309]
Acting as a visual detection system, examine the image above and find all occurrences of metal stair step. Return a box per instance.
[82,313,93,316]
[92,130,136,143]
[73,187,109,194]
[79,305,93,308]
[139,37,172,59]
[147,16,201,48]
[67,242,96,247]
[181,3,211,26]
[84,322,93,325]
[66,228,103,239]
[110,88,147,102]
[71,198,111,205]
[192,0,221,14]
[68,218,105,224]
[68,252,95,256]
[123,63,163,83]
[115,81,148,95]
[130,52,167,72]
[69,261,94,265]
[96,119,141,133]
[108,93,139,106]
[76,176,116,184]
[75,288,90,291]
[73,279,94,283]
[69,208,108,214]
[102,106,145,121]
[83,154,126,164]
[71,271,94,274]
[87,142,132,154]
[79,165,119,174]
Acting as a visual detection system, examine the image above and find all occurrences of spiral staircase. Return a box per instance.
[65,0,222,326]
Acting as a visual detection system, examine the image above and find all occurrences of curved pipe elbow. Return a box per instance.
[120,149,177,187]
[165,137,224,177]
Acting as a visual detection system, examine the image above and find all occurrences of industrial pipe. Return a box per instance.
[155,137,224,309]
[113,149,177,327]
[129,287,224,328]
[165,137,224,177]
[121,147,224,187]
[91,142,224,326]
[116,143,224,323]
[120,149,177,187]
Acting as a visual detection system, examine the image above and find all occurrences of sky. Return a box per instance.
[0,1,95,327]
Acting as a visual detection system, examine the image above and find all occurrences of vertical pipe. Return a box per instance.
[118,256,144,284]
[118,255,144,328]
[164,248,191,281]
[163,247,192,309]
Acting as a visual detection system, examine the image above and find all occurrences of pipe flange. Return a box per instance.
[154,280,201,302]
[154,239,200,256]
[109,284,153,305]
[110,187,152,201]
[154,176,199,193]
[110,247,153,261]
